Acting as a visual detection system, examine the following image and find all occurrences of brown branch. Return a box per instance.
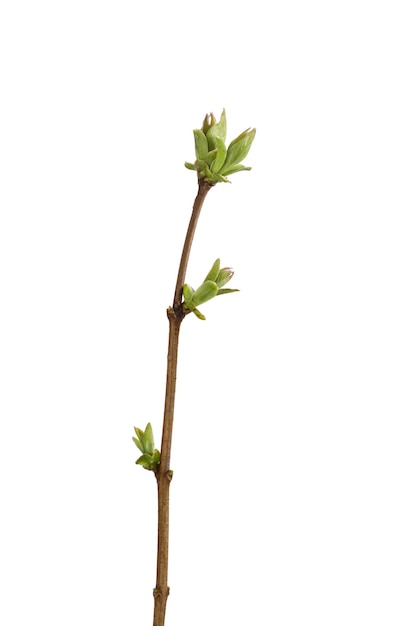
[173,180,213,314]
[152,179,213,626]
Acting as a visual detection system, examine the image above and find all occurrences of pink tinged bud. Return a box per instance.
[215,268,234,288]
[202,112,216,134]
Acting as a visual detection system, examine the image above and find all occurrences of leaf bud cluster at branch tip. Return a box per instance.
[132,423,160,471]
[182,258,239,320]
[184,109,256,184]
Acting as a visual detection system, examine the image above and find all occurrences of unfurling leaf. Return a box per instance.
[133,427,145,452]
[204,258,221,283]
[218,163,252,177]
[136,453,153,466]
[215,268,234,288]
[192,308,206,320]
[142,423,155,455]
[192,280,219,306]
[133,424,159,470]
[205,150,217,167]
[193,129,208,160]
[202,112,216,135]
[205,108,227,150]
[185,109,255,183]
[132,436,142,451]
[220,128,256,173]
[211,137,227,174]
[217,288,240,295]
[182,283,195,303]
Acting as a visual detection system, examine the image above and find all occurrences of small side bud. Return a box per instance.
[133,424,160,472]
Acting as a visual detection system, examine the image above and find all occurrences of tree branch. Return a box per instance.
[152,179,213,626]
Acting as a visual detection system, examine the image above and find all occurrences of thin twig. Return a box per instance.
[152,179,213,626]
[173,180,213,313]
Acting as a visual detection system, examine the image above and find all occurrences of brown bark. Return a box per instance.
[152,180,213,626]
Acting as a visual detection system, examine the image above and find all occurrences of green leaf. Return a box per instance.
[217,108,227,142]
[136,453,153,467]
[215,268,234,288]
[211,172,230,183]
[221,128,256,171]
[184,161,196,171]
[202,112,216,135]
[204,258,221,283]
[205,149,217,167]
[205,108,227,151]
[192,308,206,320]
[192,280,219,306]
[132,436,143,451]
[182,300,196,313]
[182,283,195,303]
[194,160,212,181]
[211,137,227,174]
[142,423,154,455]
[217,288,240,295]
[133,427,145,452]
[136,453,150,465]
[193,129,208,160]
[136,449,160,471]
[218,163,252,177]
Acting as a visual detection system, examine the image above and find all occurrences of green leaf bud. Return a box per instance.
[221,128,256,172]
[204,258,221,283]
[182,300,196,313]
[132,436,142,451]
[218,109,227,140]
[136,449,160,471]
[136,453,153,466]
[191,280,219,306]
[218,163,252,177]
[205,149,217,167]
[211,172,230,183]
[206,108,227,150]
[193,129,208,161]
[182,283,195,303]
[202,112,216,134]
[195,161,212,181]
[133,424,156,457]
[142,423,155,455]
[217,288,240,295]
[192,308,206,320]
[187,110,255,184]
[215,267,234,288]
[211,136,227,174]
[133,427,145,452]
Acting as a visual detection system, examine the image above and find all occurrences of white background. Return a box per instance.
[1,1,416,624]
